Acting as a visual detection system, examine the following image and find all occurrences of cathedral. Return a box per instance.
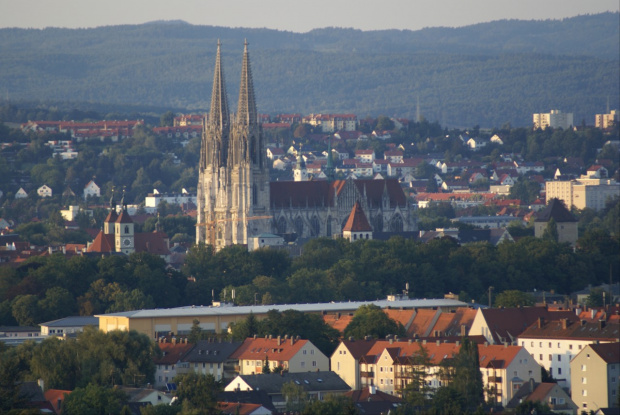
[196,41,416,250]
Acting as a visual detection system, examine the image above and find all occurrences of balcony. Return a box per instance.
[488,376,502,383]
[360,371,375,378]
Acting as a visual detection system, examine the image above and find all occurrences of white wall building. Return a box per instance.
[533,110,574,130]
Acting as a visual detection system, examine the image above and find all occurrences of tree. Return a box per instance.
[542,218,559,242]
[494,290,535,308]
[11,294,41,326]
[262,355,271,374]
[400,345,432,410]
[160,111,175,127]
[188,319,204,343]
[281,380,308,413]
[513,399,552,415]
[376,115,395,131]
[452,337,484,413]
[175,372,221,415]
[344,304,406,340]
[62,383,127,415]
[302,395,357,415]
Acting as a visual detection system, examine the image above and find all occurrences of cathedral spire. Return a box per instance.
[209,39,230,166]
[210,40,230,130]
[236,39,257,126]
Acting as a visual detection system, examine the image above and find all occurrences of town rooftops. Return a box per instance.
[96,298,467,320]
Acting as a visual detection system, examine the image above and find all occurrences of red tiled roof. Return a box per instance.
[230,337,309,362]
[154,342,194,365]
[218,402,263,415]
[323,314,354,334]
[44,389,71,414]
[343,202,372,232]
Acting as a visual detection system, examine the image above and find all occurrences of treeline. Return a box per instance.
[3,202,616,327]
[1,13,618,127]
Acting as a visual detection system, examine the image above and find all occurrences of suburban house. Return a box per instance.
[570,343,620,413]
[83,180,100,199]
[153,338,194,388]
[177,339,242,381]
[224,371,350,413]
[230,336,329,375]
[469,306,577,345]
[37,184,53,198]
[518,318,619,390]
[505,380,578,415]
[338,338,541,406]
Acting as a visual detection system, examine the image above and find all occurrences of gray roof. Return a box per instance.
[39,316,99,328]
[182,340,242,363]
[96,298,467,319]
[229,371,350,395]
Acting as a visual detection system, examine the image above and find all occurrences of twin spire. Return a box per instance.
[208,39,257,130]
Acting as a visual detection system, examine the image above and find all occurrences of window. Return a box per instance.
[582,390,587,397]
[557,342,561,348]
[569,344,573,350]
[310,349,314,355]
[581,365,586,371]
[558,355,561,362]
[582,377,587,384]
[303,350,307,355]
[301,362,305,368]
[540,354,543,360]
[558,368,562,375]
[549,342,552,348]
[549,354,552,361]
[312,361,317,367]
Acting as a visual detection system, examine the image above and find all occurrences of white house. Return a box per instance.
[83,180,100,199]
[15,188,28,199]
[37,185,52,198]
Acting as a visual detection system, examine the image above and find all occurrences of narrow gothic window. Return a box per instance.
[326,216,332,237]
[310,215,320,236]
[277,217,287,234]
[252,184,258,205]
[124,225,129,234]
[294,216,303,236]
[374,215,383,232]
[390,215,403,232]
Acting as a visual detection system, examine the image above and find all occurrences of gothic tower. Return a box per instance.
[197,41,270,250]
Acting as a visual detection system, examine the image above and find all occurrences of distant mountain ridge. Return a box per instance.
[1,12,618,127]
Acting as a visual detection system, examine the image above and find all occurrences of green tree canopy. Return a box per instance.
[344,304,406,340]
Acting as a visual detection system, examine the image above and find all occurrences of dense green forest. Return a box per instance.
[0,13,618,127]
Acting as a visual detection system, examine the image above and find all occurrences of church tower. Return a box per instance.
[196,41,270,250]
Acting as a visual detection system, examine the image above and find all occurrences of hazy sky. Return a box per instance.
[0,0,618,32]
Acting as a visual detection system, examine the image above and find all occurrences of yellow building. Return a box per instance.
[96,298,467,339]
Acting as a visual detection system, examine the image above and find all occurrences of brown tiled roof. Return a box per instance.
[520,318,619,341]
[481,307,577,344]
[230,337,310,362]
[384,309,416,331]
[154,342,194,365]
[44,389,71,414]
[338,339,378,359]
[343,202,372,232]
[407,309,440,338]
[589,342,620,363]
[323,314,354,334]
[218,402,263,415]
[87,232,115,253]
[431,308,477,337]
[345,386,402,403]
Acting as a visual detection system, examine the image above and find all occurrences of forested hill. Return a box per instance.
[1,12,618,127]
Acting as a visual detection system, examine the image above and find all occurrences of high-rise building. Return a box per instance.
[533,110,573,130]
[594,109,618,129]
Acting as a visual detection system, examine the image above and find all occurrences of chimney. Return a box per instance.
[537,317,544,328]
[389,338,393,344]
[529,378,535,393]
[369,385,376,395]
[277,335,282,346]
[37,379,44,393]
[591,309,596,320]
[561,319,567,330]
[461,324,467,337]
[436,340,440,346]
[291,338,294,345]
